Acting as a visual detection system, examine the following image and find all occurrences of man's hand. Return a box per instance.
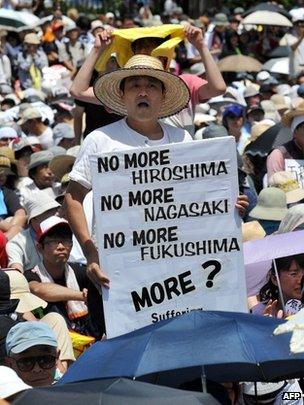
[94,28,114,52]
[235,194,249,217]
[183,24,205,50]
[86,247,110,289]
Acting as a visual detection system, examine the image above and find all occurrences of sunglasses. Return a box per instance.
[42,238,73,248]
[12,354,56,372]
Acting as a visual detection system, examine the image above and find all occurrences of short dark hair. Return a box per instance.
[119,76,165,93]
[40,224,72,245]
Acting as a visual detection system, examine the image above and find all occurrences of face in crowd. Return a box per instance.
[119,76,165,123]
[29,163,54,189]
[6,344,58,387]
[37,226,73,267]
[270,256,304,302]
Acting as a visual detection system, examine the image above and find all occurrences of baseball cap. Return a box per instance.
[222,104,244,118]
[24,193,60,221]
[36,216,71,243]
[6,321,57,355]
[0,366,32,398]
[0,127,18,140]
[6,270,47,314]
[53,123,75,146]
[28,150,53,171]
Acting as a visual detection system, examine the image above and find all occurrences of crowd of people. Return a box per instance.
[1,0,304,403]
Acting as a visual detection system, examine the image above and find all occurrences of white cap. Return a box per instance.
[0,366,32,398]
[256,71,270,81]
[0,127,18,140]
[106,12,115,19]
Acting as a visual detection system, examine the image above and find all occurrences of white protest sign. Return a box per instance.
[285,159,304,188]
[91,137,247,338]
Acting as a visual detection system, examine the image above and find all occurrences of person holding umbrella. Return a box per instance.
[267,101,304,179]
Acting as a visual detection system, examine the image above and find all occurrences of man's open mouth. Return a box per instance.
[137,101,150,108]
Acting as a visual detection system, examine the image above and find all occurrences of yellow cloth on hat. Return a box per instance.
[95,24,184,72]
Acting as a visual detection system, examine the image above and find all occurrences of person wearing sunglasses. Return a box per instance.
[24,216,92,336]
[5,321,59,387]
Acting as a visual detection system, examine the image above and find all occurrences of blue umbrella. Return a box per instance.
[59,311,304,386]
[14,378,220,405]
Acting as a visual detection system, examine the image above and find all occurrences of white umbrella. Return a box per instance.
[262,57,289,75]
[243,11,293,27]
[0,9,40,32]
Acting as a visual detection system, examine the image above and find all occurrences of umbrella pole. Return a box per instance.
[273,259,285,316]
[201,366,208,393]
[254,381,258,404]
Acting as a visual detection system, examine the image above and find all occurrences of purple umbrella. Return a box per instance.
[245,230,304,296]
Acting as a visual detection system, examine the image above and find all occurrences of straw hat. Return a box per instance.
[24,33,40,45]
[268,171,304,204]
[49,146,79,181]
[93,54,190,119]
[242,221,266,242]
[6,270,47,313]
[281,100,304,127]
[270,94,289,111]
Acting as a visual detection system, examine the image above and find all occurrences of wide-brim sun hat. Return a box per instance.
[281,100,304,127]
[7,270,47,314]
[249,187,287,221]
[93,54,190,119]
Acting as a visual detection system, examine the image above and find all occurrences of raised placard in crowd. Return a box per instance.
[91,138,247,338]
[285,159,304,188]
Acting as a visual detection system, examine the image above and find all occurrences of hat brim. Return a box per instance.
[93,67,190,119]
[282,109,304,127]
[28,200,61,221]
[12,292,47,313]
[286,188,304,204]
[249,206,287,221]
[49,155,75,181]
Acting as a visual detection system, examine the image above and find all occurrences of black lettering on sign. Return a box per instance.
[131,270,195,312]
[129,187,174,206]
[98,155,119,173]
[133,226,178,246]
[100,194,123,211]
[124,149,170,169]
[104,232,125,249]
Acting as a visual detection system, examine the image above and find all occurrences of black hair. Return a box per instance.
[119,76,165,94]
[259,255,304,303]
[1,99,16,109]
[40,224,72,245]
[76,16,91,31]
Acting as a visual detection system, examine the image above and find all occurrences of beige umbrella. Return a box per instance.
[242,10,292,27]
[217,55,262,72]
